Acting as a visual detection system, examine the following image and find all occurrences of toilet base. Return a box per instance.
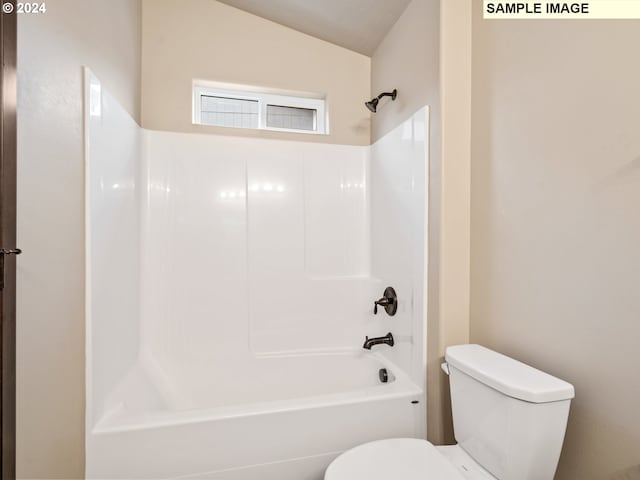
[436,445,496,480]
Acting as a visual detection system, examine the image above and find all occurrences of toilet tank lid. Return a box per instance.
[445,344,575,403]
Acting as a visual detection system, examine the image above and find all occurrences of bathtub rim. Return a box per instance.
[91,350,422,435]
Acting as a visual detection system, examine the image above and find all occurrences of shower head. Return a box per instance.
[365,89,397,113]
[365,98,379,113]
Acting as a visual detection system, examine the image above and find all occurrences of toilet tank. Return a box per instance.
[445,345,575,480]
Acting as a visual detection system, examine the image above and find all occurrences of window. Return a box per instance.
[193,82,328,135]
[200,95,259,129]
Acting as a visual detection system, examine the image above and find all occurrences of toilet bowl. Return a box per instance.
[325,344,575,480]
[325,438,496,480]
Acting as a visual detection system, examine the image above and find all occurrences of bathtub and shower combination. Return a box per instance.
[84,70,429,479]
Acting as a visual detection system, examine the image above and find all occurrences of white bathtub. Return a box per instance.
[86,351,423,479]
[85,75,429,479]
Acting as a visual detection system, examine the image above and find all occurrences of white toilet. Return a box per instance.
[325,344,575,480]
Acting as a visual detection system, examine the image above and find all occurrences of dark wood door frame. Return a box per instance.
[0,1,17,478]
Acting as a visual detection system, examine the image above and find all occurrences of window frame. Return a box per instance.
[193,83,328,135]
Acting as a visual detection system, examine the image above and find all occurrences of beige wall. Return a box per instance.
[141,0,370,146]
[16,1,141,478]
[436,0,472,445]
[470,4,640,479]
[371,0,461,445]
[370,0,440,144]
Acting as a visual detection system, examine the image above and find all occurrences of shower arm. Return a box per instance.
[374,90,397,102]
[365,89,398,113]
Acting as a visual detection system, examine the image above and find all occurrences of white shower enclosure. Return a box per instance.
[84,69,429,479]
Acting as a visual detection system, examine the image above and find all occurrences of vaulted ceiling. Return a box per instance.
[217,0,412,56]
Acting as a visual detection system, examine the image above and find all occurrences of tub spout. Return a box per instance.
[362,332,394,350]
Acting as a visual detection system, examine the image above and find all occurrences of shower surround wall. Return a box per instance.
[142,131,371,368]
[370,114,429,423]
[85,70,142,431]
[86,74,429,479]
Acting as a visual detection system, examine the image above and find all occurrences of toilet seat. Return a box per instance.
[324,438,467,480]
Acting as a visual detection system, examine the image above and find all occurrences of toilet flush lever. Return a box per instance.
[374,287,397,316]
